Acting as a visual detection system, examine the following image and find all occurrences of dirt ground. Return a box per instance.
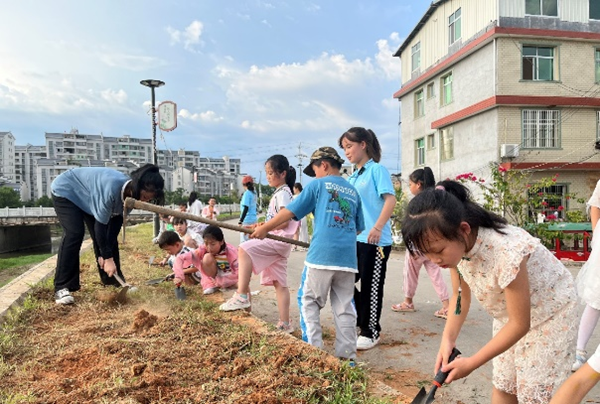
[0,226,435,404]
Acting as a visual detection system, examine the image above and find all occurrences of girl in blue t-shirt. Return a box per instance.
[339,127,396,351]
[238,175,258,243]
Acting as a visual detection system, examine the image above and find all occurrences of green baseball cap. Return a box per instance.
[303,146,345,177]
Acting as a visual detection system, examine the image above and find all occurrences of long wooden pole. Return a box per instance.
[124,197,310,248]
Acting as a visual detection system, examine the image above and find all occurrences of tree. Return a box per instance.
[35,195,54,207]
[0,187,21,208]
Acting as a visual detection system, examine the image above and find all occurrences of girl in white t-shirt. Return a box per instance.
[220,155,299,333]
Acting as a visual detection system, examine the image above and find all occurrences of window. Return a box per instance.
[449,8,462,45]
[415,138,425,166]
[529,184,566,220]
[597,111,600,140]
[592,0,600,20]
[596,49,600,82]
[522,109,560,148]
[426,82,435,98]
[441,73,453,105]
[525,0,558,17]
[522,46,554,81]
[411,42,421,73]
[440,127,454,160]
[415,89,424,118]
[427,133,436,149]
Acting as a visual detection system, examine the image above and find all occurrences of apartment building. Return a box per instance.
[394,0,600,216]
[2,129,243,199]
[15,144,47,200]
[0,132,16,183]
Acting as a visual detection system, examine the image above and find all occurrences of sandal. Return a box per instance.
[391,302,415,312]
[434,308,448,320]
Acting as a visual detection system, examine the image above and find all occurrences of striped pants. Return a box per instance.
[355,242,392,340]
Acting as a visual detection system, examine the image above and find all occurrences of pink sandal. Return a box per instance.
[434,308,448,319]
[391,302,415,312]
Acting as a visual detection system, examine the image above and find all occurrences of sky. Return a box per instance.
[0,0,429,183]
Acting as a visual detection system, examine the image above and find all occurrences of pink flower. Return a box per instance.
[541,201,548,206]
[552,178,556,182]
[547,214,557,220]
[526,184,532,188]
[558,206,564,211]
[479,178,485,183]
[472,176,477,181]
[498,166,507,173]
[538,192,544,196]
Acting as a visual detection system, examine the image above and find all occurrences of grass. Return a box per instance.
[0,253,53,287]
[0,223,397,404]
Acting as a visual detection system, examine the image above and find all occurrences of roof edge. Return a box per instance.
[393,0,449,57]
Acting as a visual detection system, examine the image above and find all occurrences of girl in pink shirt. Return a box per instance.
[173,225,238,295]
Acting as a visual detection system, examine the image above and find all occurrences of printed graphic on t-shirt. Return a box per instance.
[326,182,358,230]
[215,253,231,275]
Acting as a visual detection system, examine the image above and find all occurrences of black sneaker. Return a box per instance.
[55,288,74,305]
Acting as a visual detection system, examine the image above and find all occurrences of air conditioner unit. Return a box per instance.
[500,144,519,158]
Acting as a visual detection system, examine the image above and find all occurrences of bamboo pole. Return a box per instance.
[124,197,310,248]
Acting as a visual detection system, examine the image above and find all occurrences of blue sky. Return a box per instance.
[0,1,428,182]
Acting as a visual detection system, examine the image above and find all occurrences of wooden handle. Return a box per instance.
[124,198,310,248]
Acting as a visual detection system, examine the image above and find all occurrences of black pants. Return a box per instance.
[52,195,124,292]
[355,242,392,339]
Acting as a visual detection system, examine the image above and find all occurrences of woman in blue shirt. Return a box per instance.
[339,127,396,351]
[51,164,164,304]
[238,175,258,242]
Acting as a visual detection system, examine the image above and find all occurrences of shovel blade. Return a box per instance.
[175,286,186,300]
[148,256,155,267]
[115,285,129,304]
[410,387,427,404]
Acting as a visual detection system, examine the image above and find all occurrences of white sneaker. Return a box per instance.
[203,287,218,295]
[572,350,587,372]
[356,336,380,350]
[219,292,251,311]
[55,288,74,305]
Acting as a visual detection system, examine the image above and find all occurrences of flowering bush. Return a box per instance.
[455,164,586,247]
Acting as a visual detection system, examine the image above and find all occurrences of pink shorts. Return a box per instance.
[240,238,291,287]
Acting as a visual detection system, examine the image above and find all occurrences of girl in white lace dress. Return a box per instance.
[402,180,577,404]
[572,179,600,371]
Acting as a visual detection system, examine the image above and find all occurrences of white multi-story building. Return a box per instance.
[0,132,16,183]
[395,0,600,216]
[1,129,243,200]
[15,144,47,200]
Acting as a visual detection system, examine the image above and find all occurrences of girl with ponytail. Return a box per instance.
[339,127,396,350]
[402,179,577,403]
[391,166,450,319]
[220,155,299,334]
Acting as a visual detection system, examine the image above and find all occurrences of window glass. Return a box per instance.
[522,46,554,81]
[411,42,421,72]
[449,8,462,45]
[596,49,600,82]
[522,109,560,148]
[415,90,424,117]
[441,127,454,160]
[416,138,425,166]
[592,0,600,19]
[442,74,453,105]
[526,0,557,16]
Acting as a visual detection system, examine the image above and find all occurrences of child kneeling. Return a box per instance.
[173,225,238,295]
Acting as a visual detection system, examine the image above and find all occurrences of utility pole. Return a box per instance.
[295,142,308,185]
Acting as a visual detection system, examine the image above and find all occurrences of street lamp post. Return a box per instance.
[140,79,165,237]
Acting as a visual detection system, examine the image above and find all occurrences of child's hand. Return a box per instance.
[439,355,475,383]
[160,258,167,266]
[173,277,183,287]
[250,226,268,240]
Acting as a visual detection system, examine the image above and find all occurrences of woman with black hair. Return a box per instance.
[51,163,165,304]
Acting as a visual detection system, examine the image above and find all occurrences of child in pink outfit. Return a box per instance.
[172,225,238,295]
[391,167,450,319]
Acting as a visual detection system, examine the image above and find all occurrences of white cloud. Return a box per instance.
[98,53,168,71]
[166,20,204,51]
[100,88,128,104]
[178,108,224,123]
[375,34,402,81]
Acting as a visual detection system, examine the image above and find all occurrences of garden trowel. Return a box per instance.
[410,347,461,404]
